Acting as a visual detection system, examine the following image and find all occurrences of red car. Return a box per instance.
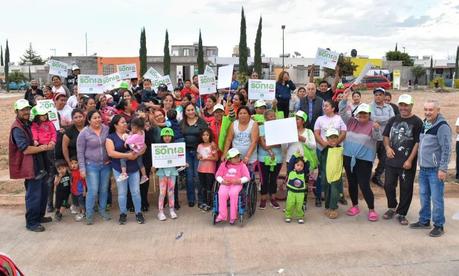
[344,75,392,90]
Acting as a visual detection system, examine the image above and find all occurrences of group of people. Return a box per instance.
[9,66,457,238]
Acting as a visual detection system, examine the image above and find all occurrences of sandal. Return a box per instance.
[398,215,409,225]
[383,209,395,220]
[368,210,379,222]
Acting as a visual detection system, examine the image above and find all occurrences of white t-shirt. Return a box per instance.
[455,117,459,141]
[66,95,79,109]
[285,128,316,162]
[57,105,73,126]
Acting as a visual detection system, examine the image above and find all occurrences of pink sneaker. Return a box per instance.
[368,210,379,222]
[346,206,360,216]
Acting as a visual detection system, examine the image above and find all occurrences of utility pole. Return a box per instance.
[85,32,88,56]
[281,25,285,70]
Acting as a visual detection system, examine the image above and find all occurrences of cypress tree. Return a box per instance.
[455,46,459,77]
[197,30,204,74]
[163,30,171,75]
[238,7,248,76]
[5,40,10,89]
[139,27,147,76]
[254,16,262,77]
[0,46,3,66]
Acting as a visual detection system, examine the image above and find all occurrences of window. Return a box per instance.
[183,48,190,56]
[102,64,116,75]
[172,49,179,56]
[206,49,214,57]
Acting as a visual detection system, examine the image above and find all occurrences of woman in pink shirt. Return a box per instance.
[215,148,251,224]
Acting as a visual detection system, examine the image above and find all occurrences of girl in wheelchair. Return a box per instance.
[215,148,251,224]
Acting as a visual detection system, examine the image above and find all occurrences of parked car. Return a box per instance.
[7,81,28,90]
[344,75,392,90]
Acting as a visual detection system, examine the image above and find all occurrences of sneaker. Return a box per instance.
[270,199,280,209]
[140,175,149,184]
[371,176,384,187]
[136,213,145,224]
[285,218,292,223]
[100,211,112,221]
[298,219,304,224]
[75,213,85,222]
[368,210,379,222]
[346,206,360,216]
[429,226,444,237]
[27,224,45,232]
[409,221,431,229]
[315,198,322,207]
[259,200,267,210]
[169,209,178,219]
[40,216,53,223]
[86,216,94,225]
[117,173,129,182]
[47,205,55,213]
[119,213,127,225]
[188,202,195,208]
[198,203,205,211]
[54,212,62,222]
[70,205,78,214]
[158,211,167,221]
[202,204,211,212]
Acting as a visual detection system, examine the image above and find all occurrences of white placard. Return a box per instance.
[117,64,137,79]
[353,63,373,85]
[48,59,69,77]
[143,67,162,80]
[217,64,234,89]
[152,142,186,168]
[314,48,340,70]
[78,75,105,94]
[103,72,122,91]
[248,79,276,100]
[264,117,298,146]
[198,74,217,95]
[36,100,60,131]
[204,65,215,76]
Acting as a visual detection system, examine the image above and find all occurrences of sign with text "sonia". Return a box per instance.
[152,142,186,168]
[248,79,276,100]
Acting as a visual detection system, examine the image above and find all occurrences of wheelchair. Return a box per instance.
[211,177,257,227]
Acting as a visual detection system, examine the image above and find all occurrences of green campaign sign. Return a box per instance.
[78,75,105,94]
[152,142,186,168]
[117,64,137,79]
[36,99,60,130]
[248,79,276,100]
[48,59,70,77]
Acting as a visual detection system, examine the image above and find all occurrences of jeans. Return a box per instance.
[24,178,48,229]
[418,167,445,227]
[185,150,199,204]
[85,163,111,219]
[113,169,141,214]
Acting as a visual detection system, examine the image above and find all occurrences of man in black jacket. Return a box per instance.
[24,80,43,106]
[299,82,324,130]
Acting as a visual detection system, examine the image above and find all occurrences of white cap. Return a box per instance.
[325,128,339,138]
[355,103,371,114]
[226,148,241,159]
[213,104,224,112]
[254,99,267,108]
[398,94,414,105]
[72,64,80,71]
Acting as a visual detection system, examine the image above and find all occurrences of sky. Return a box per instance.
[1,0,459,64]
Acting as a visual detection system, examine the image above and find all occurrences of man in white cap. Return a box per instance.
[66,64,80,92]
[9,99,53,232]
[382,94,423,225]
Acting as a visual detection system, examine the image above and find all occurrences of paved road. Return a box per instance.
[1,195,459,275]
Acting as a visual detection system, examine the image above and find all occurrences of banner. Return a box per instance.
[143,67,173,92]
[264,117,298,146]
[36,100,60,131]
[103,72,122,91]
[48,59,70,77]
[314,48,340,69]
[198,74,217,95]
[393,70,401,90]
[248,79,276,100]
[217,64,234,89]
[143,67,162,80]
[117,64,137,79]
[152,142,186,168]
[78,75,105,94]
[204,65,215,76]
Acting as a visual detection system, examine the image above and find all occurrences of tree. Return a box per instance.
[163,30,171,75]
[20,43,44,65]
[455,45,459,77]
[395,43,398,52]
[254,16,262,77]
[197,30,204,74]
[8,71,27,83]
[0,45,3,66]
[386,50,414,66]
[429,56,434,82]
[5,40,10,88]
[238,7,248,76]
[411,65,426,84]
[139,27,147,76]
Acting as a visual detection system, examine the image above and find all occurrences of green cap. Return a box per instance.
[295,110,308,122]
[336,82,345,89]
[31,106,48,117]
[14,99,31,111]
[160,127,174,137]
[119,81,129,90]
[226,148,241,159]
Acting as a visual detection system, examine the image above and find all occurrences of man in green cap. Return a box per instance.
[9,99,53,232]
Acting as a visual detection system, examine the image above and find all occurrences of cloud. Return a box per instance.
[396,15,431,27]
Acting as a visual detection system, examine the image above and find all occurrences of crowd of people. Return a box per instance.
[9,65,458,238]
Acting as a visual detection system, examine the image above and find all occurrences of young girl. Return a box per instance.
[70,156,86,222]
[197,129,218,211]
[31,105,57,179]
[285,157,309,224]
[215,148,251,224]
[156,127,182,221]
[118,118,149,184]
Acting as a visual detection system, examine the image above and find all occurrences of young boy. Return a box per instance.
[70,156,86,222]
[322,128,344,219]
[54,160,71,221]
[285,157,309,224]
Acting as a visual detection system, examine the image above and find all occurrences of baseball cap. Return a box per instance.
[398,94,414,105]
[373,87,385,95]
[157,84,168,92]
[213,104,224,113]
[31,106,48,116]
[119,81,129,90]
[295,110,308,122]
[71,64,80,71]
[254,99,267,108]
[325,128,339,138]
[226,148,241,159]
[14,99,31,110]
[160,127,175,137]
[355,103,371,114]
[53,92,67,102]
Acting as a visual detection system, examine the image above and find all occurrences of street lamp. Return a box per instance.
[281,25,286,70]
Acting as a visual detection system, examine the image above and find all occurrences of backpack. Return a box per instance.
[0,252,24,276]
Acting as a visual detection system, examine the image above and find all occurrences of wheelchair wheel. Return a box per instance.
[250,182,257,217]
[247,181,257,217]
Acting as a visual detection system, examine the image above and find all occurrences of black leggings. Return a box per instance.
[343,156,374,209]
[259,163,282,196]
[198,173,214,206]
